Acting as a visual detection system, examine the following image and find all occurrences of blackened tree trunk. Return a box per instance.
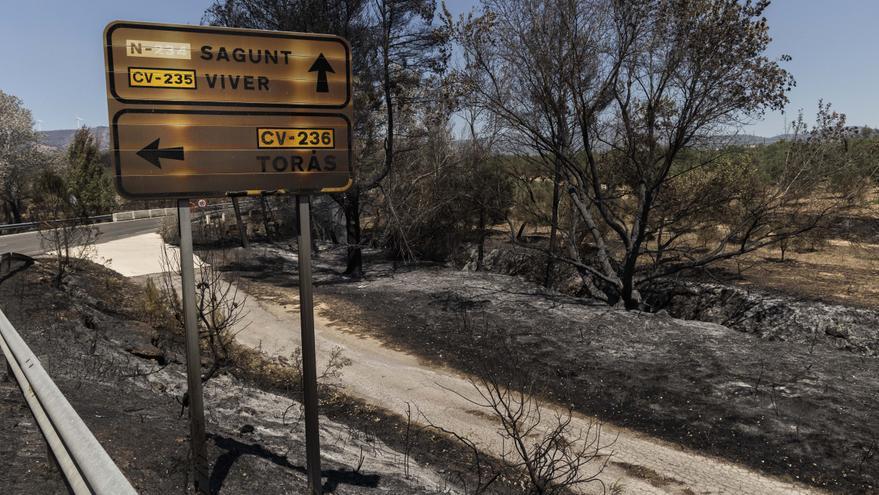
[231,196,249,248]
[342,188,363,277]
[544,158,561,288]
[310,203,320,256]
[259,196,273,240]
[4,199,23,224]
[12,200,22,224]
[476,206,486,271]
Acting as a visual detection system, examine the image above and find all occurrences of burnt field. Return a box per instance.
[323,269,879,493]
[0,259,493,495]
[221,246,879,494]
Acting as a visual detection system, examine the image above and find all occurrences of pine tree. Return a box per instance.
[66,127,114,217]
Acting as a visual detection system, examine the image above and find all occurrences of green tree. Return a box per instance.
[65,127,115,217]
[32,159,100,287]
[28,128,112,286]
[0,90,39,224]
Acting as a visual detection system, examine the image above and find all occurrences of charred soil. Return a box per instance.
[221,244,879,494]
[0,259,511,494]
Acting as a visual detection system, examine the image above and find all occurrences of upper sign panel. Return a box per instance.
[105,21,351,108]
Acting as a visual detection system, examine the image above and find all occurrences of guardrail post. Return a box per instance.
[177,200,210,494]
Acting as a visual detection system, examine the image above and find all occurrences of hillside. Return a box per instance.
[38,126,110,150]
[0,259,481,494]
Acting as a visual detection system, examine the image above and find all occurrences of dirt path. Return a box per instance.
[90,234,827,494]
[235,281,826,495]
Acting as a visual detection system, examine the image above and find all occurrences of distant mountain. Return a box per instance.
[696,133,801,149]
[39,127,110,150]
[41,128,858,153]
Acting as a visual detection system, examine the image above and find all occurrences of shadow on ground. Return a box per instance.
[209,434,380,494]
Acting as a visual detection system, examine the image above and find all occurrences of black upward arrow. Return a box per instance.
[137,138,184,169]
[308,53,335,93]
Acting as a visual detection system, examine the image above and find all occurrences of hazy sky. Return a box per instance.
[1,0,876,136]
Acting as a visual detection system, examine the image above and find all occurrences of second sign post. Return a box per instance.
[104,20,354,495]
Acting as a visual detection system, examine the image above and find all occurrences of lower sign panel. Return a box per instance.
[111,109,352,198]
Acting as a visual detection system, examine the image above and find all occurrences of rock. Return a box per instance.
[643,280,879,356]
[127,344,166,364]
[824,325,850,339]
[110,320,156,349]
[0,252,34,283]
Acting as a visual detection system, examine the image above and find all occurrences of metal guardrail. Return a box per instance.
[0,215,114,235]
[0,307,138,495]
[0,199,265,236]
[111,208,177,222]
[111,201,253,222]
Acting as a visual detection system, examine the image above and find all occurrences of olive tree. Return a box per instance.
[65,128,115,217]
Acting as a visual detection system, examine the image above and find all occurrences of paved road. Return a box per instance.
[0,218,163,257]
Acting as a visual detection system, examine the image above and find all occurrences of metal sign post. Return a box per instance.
[296,195,322,494]
[177,200,210,494]
[103,21,355,492]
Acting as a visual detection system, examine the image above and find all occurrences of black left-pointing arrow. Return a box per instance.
[137,138,184,169]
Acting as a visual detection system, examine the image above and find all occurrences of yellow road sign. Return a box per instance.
[104,21,353,198]
[128,68,197,89]
[257,128,336,149]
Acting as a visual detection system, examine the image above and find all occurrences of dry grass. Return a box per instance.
[680,195,879,307]
[711,232,879,308]
[503,188,879,309]
[227,343,304,391]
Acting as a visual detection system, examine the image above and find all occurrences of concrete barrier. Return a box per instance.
[112,208,175,222]
[111,211,135,221]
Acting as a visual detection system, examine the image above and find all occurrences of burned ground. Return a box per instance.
[0,261,197,494]
[0,259,490,494]
[643,280,879,356]
[220,245,879,494]
[324,270,879,493]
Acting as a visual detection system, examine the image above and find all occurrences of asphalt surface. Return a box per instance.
[0,217,163,256]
